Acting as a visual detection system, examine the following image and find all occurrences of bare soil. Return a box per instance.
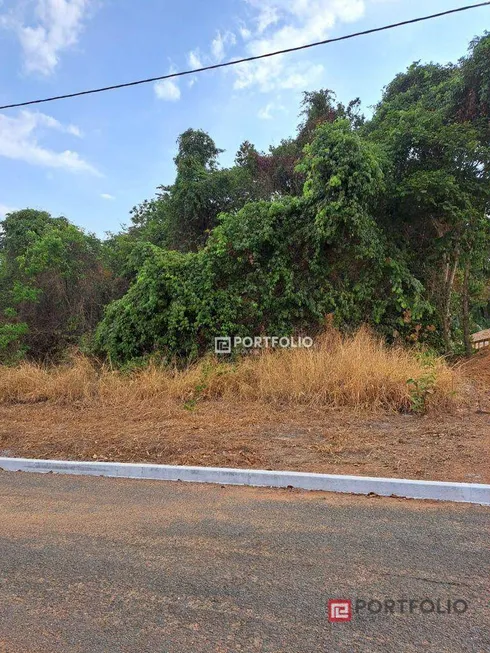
[1,398,489,483]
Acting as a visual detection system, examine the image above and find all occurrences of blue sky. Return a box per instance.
[0,0,488,237]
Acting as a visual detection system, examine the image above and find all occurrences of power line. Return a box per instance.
[1,2,489,111]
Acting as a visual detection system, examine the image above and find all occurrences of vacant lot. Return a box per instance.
[0,332,488,483]
[1,400,489,483]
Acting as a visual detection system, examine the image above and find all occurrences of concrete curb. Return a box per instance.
[0,457,489,505]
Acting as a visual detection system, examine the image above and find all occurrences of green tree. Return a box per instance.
[120,130,266,254]
[298,89,364,146]
[95,121,424,364]
[366,47,490,351]
[0,209,115,361]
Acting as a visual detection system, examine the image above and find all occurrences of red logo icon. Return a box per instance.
[328,599,352,622]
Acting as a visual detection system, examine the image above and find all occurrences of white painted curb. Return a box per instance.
[0,457,489,505]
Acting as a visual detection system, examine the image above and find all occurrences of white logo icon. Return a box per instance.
[215,337,232,354]
[328,600,352,622]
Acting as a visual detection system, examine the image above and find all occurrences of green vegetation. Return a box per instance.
[1,33,489,364]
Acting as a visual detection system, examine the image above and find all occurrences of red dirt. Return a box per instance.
[1,399,489,483]
[458,348,490,387]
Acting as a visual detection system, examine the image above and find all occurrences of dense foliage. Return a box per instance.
[0,209,118,362]
[1,33,489,363]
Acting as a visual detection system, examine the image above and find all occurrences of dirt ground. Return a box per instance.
[1,397,489,483]
[1,348,489,483]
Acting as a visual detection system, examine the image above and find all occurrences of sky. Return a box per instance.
[0,0,488,237]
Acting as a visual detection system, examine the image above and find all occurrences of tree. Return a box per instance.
[366,49,490,351]
[298,89,364,146]
[235,140,259,170]
[455,32,490,134]
[120,131,266,254]
[0,209,115,361]
[6,33,490,363]
[174,128,223,170]
[95,121,425,364]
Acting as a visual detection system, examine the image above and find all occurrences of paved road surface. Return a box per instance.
[0,471,488,653]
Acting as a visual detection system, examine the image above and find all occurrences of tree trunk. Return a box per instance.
[462,264,472,356]
[442,252,459,353]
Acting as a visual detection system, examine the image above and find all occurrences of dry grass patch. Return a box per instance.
[205,329,459,412]
[0,328,461,413]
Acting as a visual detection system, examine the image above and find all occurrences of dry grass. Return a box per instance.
[0,328,460,413]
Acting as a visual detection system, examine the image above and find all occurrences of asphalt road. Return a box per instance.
[0,472,488,653]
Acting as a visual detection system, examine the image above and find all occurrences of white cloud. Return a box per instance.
[183,32,237,76]
[256,5,279,33]
[232,0,368,92]
[211,33,225,62]
[282,64,324,88]
[211,30,236,63]
[258,103,274,119]
[188,49,203,68]
[239,25,252,40]
[4,0,94,76]
[66,124,82,137]
[0,110,98,174]
[100,193,115,200]
[154,70,181,101]
[258,100,287,119]
[31,112,83,137]
[235,57,323,93]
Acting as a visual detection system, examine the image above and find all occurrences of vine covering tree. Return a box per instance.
[1,33,489,363]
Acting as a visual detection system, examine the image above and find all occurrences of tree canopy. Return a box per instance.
[2,32,489,363]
